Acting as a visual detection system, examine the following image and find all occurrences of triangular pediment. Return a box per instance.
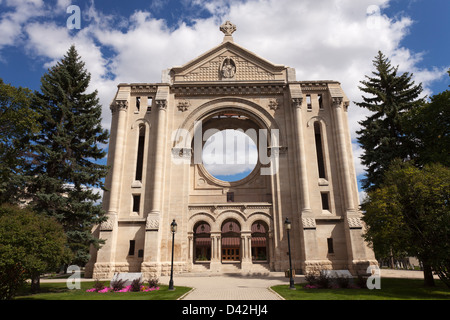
[170,41,288,83]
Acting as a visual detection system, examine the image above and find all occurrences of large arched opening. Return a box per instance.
[193,221,211,263]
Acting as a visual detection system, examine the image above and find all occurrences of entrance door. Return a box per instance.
[221,219,241,262]
[222,247,240,261]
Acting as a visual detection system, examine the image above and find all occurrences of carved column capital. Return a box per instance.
[155,99,167,110]
[332,97,343,108]
[291,97,303,108]
[110,100,128,114]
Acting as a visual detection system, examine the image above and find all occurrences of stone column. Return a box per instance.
[93,99,128,279]
[188,234,193,263]
[291,96,311,213]
[332,96,374,274]
[210,233,221,272]
[142,86,169,278]
[241,232,252,271]
[289,84,319,273]
[332,97,356,213]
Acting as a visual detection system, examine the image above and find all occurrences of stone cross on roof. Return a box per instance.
[220,21,236,42]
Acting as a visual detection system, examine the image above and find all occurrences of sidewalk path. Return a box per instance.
[158,273,290,300]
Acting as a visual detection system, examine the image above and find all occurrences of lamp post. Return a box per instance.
[169,219,177,291]
[285,218,296,290]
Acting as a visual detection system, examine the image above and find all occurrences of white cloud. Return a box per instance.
[1,0,448,187]
[0,0,45,48]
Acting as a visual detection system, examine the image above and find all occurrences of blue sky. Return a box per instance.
[0,0,448,197]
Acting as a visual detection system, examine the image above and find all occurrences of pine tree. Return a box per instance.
[0,79,40,205]
[355,51,425,191]
[29,45,109,266]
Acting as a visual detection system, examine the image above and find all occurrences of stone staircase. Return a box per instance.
[179,262,272,277]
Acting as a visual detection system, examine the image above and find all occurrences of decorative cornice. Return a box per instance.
[172,83,285,97]
[130,84,158,94]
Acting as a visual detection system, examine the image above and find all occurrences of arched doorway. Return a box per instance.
[193,221,211,262]
[221,219,241,262]
[251,221,268,262]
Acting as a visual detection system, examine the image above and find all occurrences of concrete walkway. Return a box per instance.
[158,272,290,300]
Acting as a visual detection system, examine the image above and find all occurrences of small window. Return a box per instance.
[136,97,141,111]
[147,97,152,113]
[318,94,323,109]
[135,126,145,181]
[138,249,144,258]
[314,122,326,179]
[306,95,312,110]
[132,194,141,213]
[129,240,135,256]
[321,192,330,210]
[227,192,234,202]
[327,238,334,254]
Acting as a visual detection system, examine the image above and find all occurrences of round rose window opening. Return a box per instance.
[202,129,258,182]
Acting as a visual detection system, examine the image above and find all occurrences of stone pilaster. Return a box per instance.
[330,91,376,274]
[93,98,129,279]
[142,86,169,278]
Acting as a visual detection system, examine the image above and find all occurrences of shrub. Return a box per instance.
[355,274,368,289]
[110,278,126,291]
[304,273,318,286]
[93,279,105,292]
[130,278,143,292]
[334,275,351,289]
[148,277,159,288]
[317,272,331,289]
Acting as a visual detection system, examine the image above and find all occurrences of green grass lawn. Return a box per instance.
[14,281,192,300]
[271,278,450,300]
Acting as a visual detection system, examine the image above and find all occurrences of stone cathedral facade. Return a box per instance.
[86,22,376,279]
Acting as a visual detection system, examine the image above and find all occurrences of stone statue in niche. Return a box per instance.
[221,57,236,79]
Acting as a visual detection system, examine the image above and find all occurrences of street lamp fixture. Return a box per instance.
[284,217,296,290]
[169,219,177,291]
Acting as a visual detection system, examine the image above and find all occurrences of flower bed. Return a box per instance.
[86,279,160,293]
[86,285,160,293]
[304,272,367,289]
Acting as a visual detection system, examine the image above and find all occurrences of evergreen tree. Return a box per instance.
[405,70,449,167]
[355,51,425,191]
[28,45,109,266]
[0,79,40,204]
